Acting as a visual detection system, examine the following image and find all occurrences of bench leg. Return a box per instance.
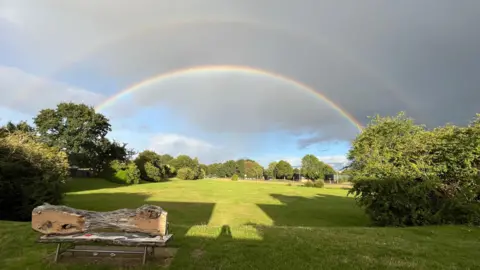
[54,243,61,263]
[142,246,147,265]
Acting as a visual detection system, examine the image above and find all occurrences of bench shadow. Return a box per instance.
[256,193,369,227]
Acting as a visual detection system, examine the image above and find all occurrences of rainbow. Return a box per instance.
[95,65,363,131]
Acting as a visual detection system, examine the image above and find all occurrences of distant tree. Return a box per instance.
[169,155,197,171]
[244,159,264,179]
[293,168,300,180]
[222,160,237,177]
[301,154,323,180]
[0,121,35,137]
[236,159,246,178]
[134,150,160,179]
[134,150,172,181]
[276,160,294,180]
[207,163,223,177]
[265,161,278,179]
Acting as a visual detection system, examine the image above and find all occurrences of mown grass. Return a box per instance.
[1,178,480,269]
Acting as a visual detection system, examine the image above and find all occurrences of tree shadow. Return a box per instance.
[256,193,369,227]
[64,192,215,238]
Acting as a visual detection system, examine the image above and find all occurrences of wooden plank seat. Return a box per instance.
[37,232,173,264]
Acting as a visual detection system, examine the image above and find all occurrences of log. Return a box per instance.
[31,203,168,236]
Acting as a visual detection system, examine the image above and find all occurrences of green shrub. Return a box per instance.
[195,168,206,180]
[349,177,480,226]
[0,132,69,221]
[145,161,164,182]
[304,180,314,187]
[110,159,126,171]
[177,167,195,180]
[124,163,141,184]
[102,160,140,185]
[314,179,325,188]
[303,179,324,188]
[232,174,239,181]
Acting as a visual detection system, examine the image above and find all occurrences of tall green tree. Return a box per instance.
[265,161,278,179]
[236,159,246,178]
[276,160,294,180]
[301,154,323,180]
[244,159,264,179]
[33,102,126,172]
[346,112,430,179]
[169,155,197,171]
[222,160,237,177]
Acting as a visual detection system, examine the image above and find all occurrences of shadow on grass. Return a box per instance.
[257,193,369,227]
[65,192,215,238]
[15,191,480,269]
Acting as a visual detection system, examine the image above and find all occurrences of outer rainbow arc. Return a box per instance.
[95,65,363,132]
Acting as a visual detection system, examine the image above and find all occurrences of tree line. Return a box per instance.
[0,102,338,187]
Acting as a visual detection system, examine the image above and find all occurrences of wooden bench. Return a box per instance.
[32,204,172,265]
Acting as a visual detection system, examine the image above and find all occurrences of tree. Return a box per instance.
[177,167,195,180]
[236,159,246,178]
[0,121,35,137]
[265,161,278,179]
[145,161,164,182]
[158,154,174,165]
[301,154,323,180]
[169,155,197,171]
[346,112,430,179]
[276,160,293,180]
[222,160,237,177]
[134,150,171,181]
[207,163,223,177]
[134,150,160,180]
[33,102,115,172]
[244,160,264,179]
[293,168,301,180]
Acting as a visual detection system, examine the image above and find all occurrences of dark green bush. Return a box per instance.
[314,179,325,188]
[304,180,314,187]
[177,167,195,180]
[145,161,165,182]
[0,132,69,221]
[303,179,324,188]
[231,174,239,181]
[101,160,140,185]
[349,177,480,226]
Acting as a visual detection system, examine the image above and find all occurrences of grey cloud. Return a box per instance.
[0,66,105,115]
[1,0,480,147]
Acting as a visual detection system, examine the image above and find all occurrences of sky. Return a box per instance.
[1,1,480,169]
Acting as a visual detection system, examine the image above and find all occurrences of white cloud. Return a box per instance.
[0,7,22,25]
[148,133,234,164]
[0,65,105,115]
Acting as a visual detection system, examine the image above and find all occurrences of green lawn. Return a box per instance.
[1,178,480,269]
